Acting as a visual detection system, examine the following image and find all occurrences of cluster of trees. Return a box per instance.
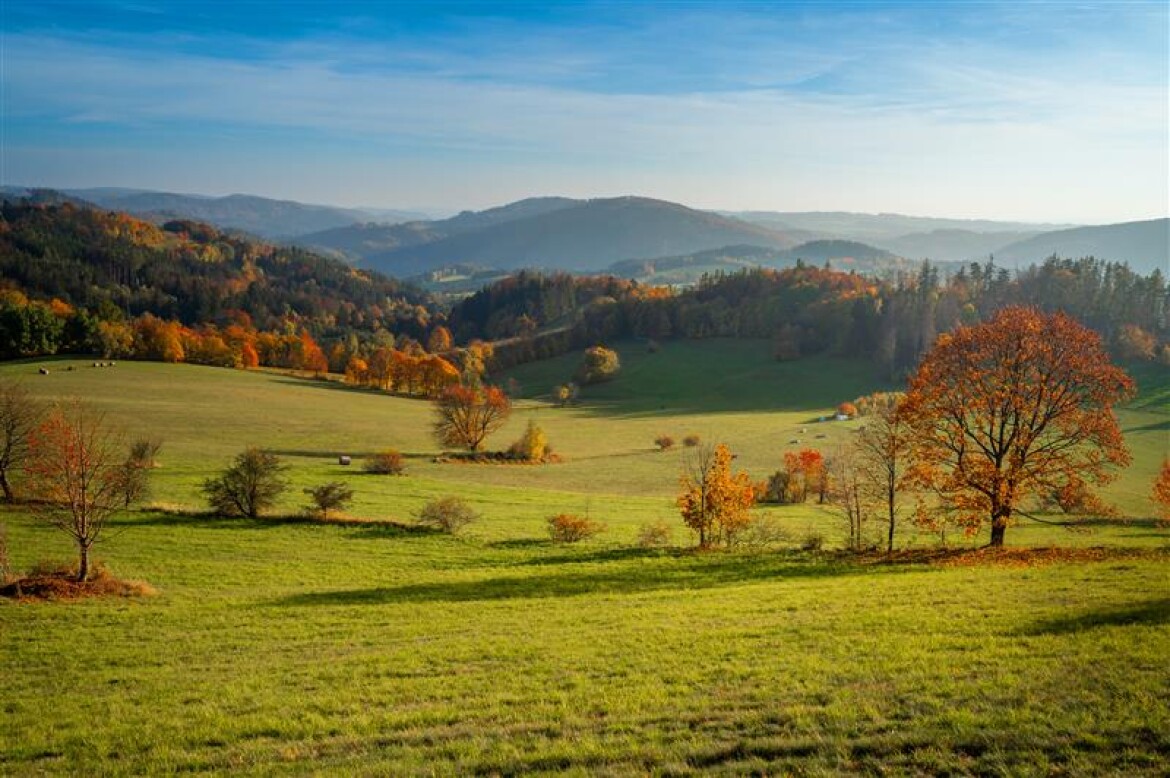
[698,307,1143,551]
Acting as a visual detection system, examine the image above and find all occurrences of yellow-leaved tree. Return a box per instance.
[677,443,756,549]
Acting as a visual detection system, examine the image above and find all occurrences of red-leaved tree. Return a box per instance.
[902,307,1134,546]
[432,385,512,452]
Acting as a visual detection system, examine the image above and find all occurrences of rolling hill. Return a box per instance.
[991,218,1169,273]
[362,196,800,275]
[60,189,428,239]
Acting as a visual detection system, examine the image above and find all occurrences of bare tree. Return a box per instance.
[854,403,911,553]
[828,444,866,551]
[0,380,45,502]
[24,400,136,581]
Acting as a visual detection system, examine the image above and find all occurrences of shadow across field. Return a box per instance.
[270,552,909,607]
[1025,598,1170,635]
[111,511,432,537]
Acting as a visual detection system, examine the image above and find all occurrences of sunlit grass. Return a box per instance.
[1,349,1168,774]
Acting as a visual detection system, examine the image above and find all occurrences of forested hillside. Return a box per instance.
[0,201,438,364]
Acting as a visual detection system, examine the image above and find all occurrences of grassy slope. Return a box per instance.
[1,345,1168,774]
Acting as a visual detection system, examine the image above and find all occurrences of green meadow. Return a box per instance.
[2,340,1168,774]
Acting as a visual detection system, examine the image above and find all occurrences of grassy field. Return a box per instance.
[1,342,1168,774]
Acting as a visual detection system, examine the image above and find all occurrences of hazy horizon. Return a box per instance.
[4,1,1167,224]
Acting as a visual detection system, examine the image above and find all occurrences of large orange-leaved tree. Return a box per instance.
[901,307,1133,547]
[432,384,512,452]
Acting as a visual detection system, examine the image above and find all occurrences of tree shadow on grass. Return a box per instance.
[111,510,434,537]
[1025,598,1170,635]
[269,552,909,607]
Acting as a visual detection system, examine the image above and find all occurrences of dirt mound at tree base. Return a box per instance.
[0,565,157,601]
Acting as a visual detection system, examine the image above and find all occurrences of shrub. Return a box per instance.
[130,437,163,468]
[683,434,701,447]
[547,513,605,543]
[636,520,673,549]
[735,515,789,551]
[508,420,549,462]
[202,448,289,518]
[304,481,355,520]
[654,435,675,451]
[800,531,825,552]
[365,449,405,475]
[417,497,479,534]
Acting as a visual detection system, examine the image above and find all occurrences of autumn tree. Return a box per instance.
[901,307,1134,547]
[575,346,621,385]
[202,448,289,518]
[1153,459,1170,524]
[0,380,45,502]
[24,401,139,581]
[677,443,756,549]
[427,325,453,354]
[432,384,512,452]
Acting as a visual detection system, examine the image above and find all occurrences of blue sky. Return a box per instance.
[3,1,1167,222]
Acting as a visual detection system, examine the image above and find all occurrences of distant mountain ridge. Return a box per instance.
[990,219,1168,274]
[54,188,430,239]
[358,197,801,275]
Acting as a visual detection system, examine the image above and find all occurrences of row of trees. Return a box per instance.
[454,260,1169,381]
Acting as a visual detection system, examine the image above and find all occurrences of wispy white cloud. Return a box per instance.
[2,1,1166,221]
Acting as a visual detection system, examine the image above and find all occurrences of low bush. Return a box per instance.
[636,520,673,549]
[800,531,825,552]
[365,449,405,475]
[547,513,605,543]
[654,435,675,451]
[683,434,701,447]
[417,497,479,534]
[735,515,789,551]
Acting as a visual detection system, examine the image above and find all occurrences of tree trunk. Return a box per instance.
[0,471,11,503]
[989,519,1007,547]
[76,543,89,582]
[887,487,896,554]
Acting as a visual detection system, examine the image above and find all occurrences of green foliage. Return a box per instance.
[202,448,288,518]
[416,496,479,534]
[303,481,355,520]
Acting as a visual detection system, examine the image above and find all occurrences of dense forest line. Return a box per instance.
[451,259,1168,378]
[0,201,1166,384]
